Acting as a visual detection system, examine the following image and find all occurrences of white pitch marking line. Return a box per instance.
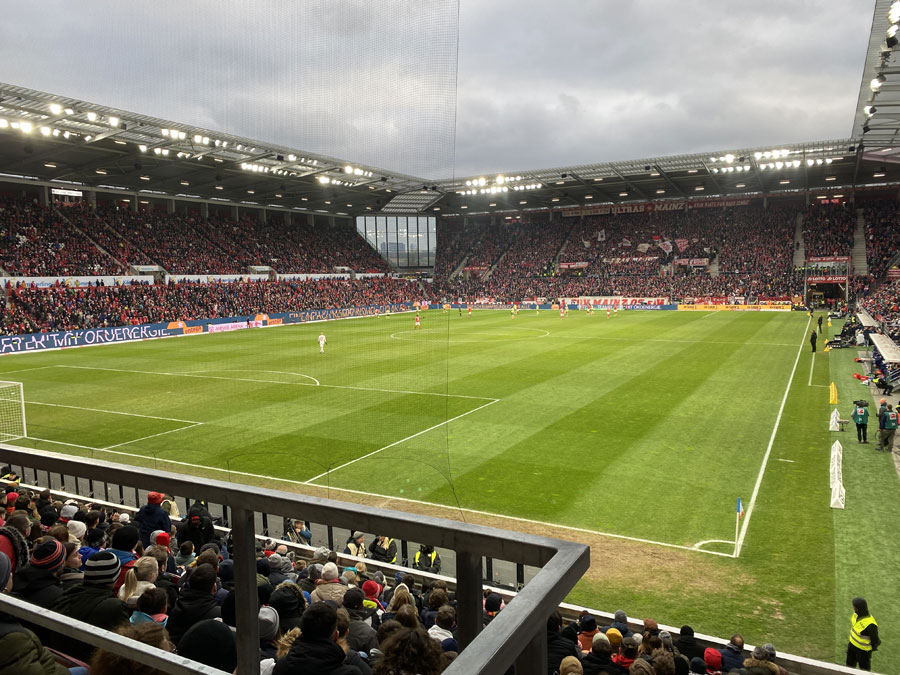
[57,365,495,402]
[544,335,796,347]
[692,538,735,550]
[25,436,99,451]
[808,353,815,386]
[100,422,204,451]
[776,458,795,463]
[304,398,501,484]
[25,400,201,425]
[195,369,320,386]
[0,365,57,376]
[734,316,810,558]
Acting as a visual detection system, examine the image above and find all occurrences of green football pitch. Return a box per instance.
[3,308,900,670]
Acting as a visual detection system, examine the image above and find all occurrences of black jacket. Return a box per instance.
[12,565,63,609]
[346,609,378,654]
[582,651,627,675]
[368,538,397,564]
[674,635,704,661]
[269,584,306,633]
[51,584,129,660]
[167,588,221,645]
[176,507,215,550]
[273,637,362,675]
[133,503,172,548]
[547,628,580,675]
[720,644,746,673]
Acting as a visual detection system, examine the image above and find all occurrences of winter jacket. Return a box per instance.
[269,583,306,632]
[547,628,581,675]
[344,648,371,675]
[59,567,84,590]
[176,508,216,551]
[674,635,704,661]
[105,547,138,593]
[119,579,157,608]
[600,620,633,638]
[133,503,172,547]
[273,636,363,675]
[742,658,780,675]
[368,537,397,564]
[0,619,68,675]
[167,588,221,644]
[12,565,63,609]
[581,650,627,675]
[310,579,347,605]
[720,644,746,672]
[52,584,130,659]
[578,628,599,653]
[346,609,378,654]
[428,624,454,644]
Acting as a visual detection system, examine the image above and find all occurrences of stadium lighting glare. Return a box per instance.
[825,158,833,164]
[875,172,886,177]
[865,105,877,118]
[618,192,628,197]
[496,175,505,184]
[833,194,844,198]
[709,157,716,162]
[318,176,331,184]
[215,185,223,190]
[806,159,815,167]
[735,183,746,188]
[520,200,527,204]
[694,186,704,191]
[95,169,106,175]
[871,74,886,91]
[687,169,697,174]
[816,159,824,165]
[63,131,70,139]
[180,180,190,186]
[791,160,800,168]
[344,165,353,173]
[108,116,119,127]
[478,177,486,186]
[780,179,790,184]
[0,119,7,128]
[775,161,784,169]
[84,135,92,142]
[44,162,56,168]
[460,205,468,209]
[891,1,900,23]
[711,168,719,173]
[194,135,202,144]
[114,140,126,145]
[202,137,209,145]
[153,148,162,155]
[656,189,665,194]
[724,154,734,163]
[19,121,33,134]
[86,112,98,122]
[140,175,150,181]
[49,103,62,115]
[826,176,837,181]
[40,126,51,136]
[585,194,593,199]
[161,128,170,136]
[754,152,763,160]
[247,190,255,194]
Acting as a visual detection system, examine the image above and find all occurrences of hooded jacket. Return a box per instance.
[273,636,362,675]
[742,658,780,675]
[345,607,378,654]
[310,579,347,605]
[133,502,171,548]
[269,583,307,632]
[166,588,221,644]
[675,634,705,662]
[176,507,215,550]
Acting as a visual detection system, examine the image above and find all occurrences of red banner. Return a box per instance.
[888,269,900,279]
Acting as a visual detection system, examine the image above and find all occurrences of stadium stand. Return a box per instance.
[863,200,900,281]
[801,203,856,258]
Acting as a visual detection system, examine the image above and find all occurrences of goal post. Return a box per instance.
[0,382,26,443]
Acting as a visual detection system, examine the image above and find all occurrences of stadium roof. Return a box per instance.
[2,0,900,223]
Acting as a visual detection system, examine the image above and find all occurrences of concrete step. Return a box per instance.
[852,208,868,276]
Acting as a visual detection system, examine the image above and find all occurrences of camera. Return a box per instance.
[853,400,868,407]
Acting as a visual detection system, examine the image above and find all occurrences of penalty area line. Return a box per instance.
[734,316,810,558]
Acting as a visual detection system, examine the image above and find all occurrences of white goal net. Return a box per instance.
[0,382,26,443]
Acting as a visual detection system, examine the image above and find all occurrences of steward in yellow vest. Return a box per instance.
[847,597,880,671]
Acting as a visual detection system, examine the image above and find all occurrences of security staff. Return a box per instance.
[413,544,441,574]
[847,597,879,671]
[879,404,898,453]
[852,403,869,444]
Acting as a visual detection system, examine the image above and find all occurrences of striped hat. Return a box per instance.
[31,540,66,572]
[84,551,121,586]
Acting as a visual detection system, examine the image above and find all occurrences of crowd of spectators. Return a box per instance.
[859,278,900,331]
[0,471,795,674]
[801,203,855,258]
[863,201,900,279]
[2,277,416,334]
[0,199,125,277]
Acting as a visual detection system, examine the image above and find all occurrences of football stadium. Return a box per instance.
[0,1,898,674]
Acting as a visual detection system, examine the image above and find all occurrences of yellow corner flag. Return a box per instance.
[829,382,838,405]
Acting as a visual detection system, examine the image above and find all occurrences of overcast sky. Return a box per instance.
[0,1,874,179]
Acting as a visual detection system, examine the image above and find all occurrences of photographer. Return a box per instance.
[852,400,869,444]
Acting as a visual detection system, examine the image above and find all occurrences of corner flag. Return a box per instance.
[737,497,744,520]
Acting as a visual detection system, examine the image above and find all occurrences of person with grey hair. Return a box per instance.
[601,610,633,638]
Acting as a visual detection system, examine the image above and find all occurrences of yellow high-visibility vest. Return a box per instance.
[850,613,877,651]
[415,550,436,567]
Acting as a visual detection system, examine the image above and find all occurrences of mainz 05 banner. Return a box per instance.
[0,304,413,355]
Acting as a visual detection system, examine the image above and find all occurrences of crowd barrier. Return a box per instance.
[0,303,415,355]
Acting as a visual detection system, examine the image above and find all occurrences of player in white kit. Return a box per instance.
[318,332,326,353]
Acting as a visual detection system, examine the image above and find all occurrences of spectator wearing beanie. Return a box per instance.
[58,504,78,524]
[52,550,129,660]
[559,655,583,675]
[577,613,600,653]
[39,510,57,534]
[12,538,66,608]
[149,530,178,575]
[67,519,87,545]
[0,516,30,574]
[613,636,638,670]
[342,586,378,654]
[167,563,221,645]
[259,605,281,659]
[581,631,625,675]
[743,645,778,675]
[676,625,705,661]
[133,491,171,548]
[689,656,707,674]
[0,551,69,675]
[78,528,106,570]
[362,579,385,613]
[267,553,289,587]
[483,592,502,626]
[311,561,347,604]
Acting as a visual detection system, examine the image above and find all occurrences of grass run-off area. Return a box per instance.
[2,308,899,670]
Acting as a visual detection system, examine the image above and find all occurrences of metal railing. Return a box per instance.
[0,445,590,675]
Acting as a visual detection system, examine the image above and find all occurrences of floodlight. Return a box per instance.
[891,1,900,23]
[0,119,7,128]
[52,129,60,137]
[345,165,353,173]
[108,116,119,127]
[40,127,51,137]
[86,112,97,122]
[775,161,784,169]
[478,177,486,186]
[871,74,886,91]
[318,176,331,184]
[754,152,762,160]
[791,160,800,168]
[63,131,70,139]
[816,159,823,165]
[64,108,74,116]
[496,175,505,184]
[202,137,209,145]
[19,121,32,134]
[49,103,62,115]
[865,105,877,118]
[807,159,815,166]
[825,158,833,164]
[724,154,734,163]
[288,154,296,161]
[161,128,170,136]
[140,175,150,181]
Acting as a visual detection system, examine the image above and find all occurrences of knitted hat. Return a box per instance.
[147,492,163,504]
[267,553,283,570]
[605,627,623,647]
[84,551,121,586]
[441,637,458,653]
[579,614,597,632]
[258,606,280,641]
[256,558,271,576]
[343,587,365,610]
[681,625,695,637]
[322,562,339,581]
[643,618,658,632]
[31,539,66,572]
[484,593,502,613]
[118,513,130,524]
[362,580,382,600]
[178,619,238,672]
[150,530,170,548]
[659,630,673,649]
[85,528,106,547]
[752,645,768,660]
[59,504,78,520]
[559,656,582,675]
[762,643,777,660]
[592,631,610,646]
[690,657,707,674]
[352,531,364,540]
[40,511,57,528]
[614,610,627,623]
[313,546,330,561]
[67,520,87,541]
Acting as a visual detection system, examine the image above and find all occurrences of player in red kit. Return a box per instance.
[415,313,421,329]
